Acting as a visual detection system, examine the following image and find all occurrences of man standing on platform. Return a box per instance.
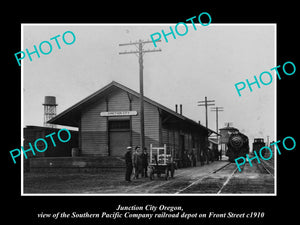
[133,146,143,179]
[125,146,133,182]
[141,147,148,177]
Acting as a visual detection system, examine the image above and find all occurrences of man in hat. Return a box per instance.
[125,146,133,182]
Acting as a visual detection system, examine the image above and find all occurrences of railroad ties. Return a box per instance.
[123,158,275,194]
[177,160,274,194]
[179,160,274,194]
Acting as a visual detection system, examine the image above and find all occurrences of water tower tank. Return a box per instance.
[43,96,58,106]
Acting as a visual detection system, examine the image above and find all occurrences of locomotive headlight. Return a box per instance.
[230,135,244,148]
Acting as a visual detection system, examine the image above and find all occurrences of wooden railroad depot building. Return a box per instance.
[48,81,217,167]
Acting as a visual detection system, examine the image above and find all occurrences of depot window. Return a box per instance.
[108,120,130,131]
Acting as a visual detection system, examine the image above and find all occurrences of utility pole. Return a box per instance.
[119,40,161,150]
[197,96,215,128]
[211,106,224,146]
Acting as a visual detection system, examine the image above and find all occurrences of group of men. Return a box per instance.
[182,150,197,168]
[125,146,148,182]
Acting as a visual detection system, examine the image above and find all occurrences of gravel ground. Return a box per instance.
[23,160,274,194]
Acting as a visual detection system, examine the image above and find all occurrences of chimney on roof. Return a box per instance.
[175,104,178,113]
[180,104,182,115]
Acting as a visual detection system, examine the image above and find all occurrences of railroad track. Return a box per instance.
[260,160,274,177]
[124,160,274,194]
[176,162,242,194]
[216,166,240,194]
[176,161,274,194]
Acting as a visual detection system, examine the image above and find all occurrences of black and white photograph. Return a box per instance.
[5,5,298,225]
[21,24,276,195]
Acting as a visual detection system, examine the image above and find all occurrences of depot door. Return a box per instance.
[179,134,185,157]
[108,120,131,157]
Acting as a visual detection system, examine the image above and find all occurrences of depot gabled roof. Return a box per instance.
[48,81,217,135]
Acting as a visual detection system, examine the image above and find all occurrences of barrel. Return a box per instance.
[71,148,80,157]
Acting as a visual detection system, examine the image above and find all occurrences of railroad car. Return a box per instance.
[226,131,249,162]
[252,138,266,157]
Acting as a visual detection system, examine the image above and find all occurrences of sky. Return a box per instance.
[22,24,276,148]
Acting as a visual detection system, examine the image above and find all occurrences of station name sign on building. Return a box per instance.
[100,111,138,117]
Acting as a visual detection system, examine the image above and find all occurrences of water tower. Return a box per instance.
[43,96,57,127]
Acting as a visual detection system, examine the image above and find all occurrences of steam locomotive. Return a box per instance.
[226,131,249,162]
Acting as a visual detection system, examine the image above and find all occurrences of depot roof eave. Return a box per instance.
[48,81,218,135]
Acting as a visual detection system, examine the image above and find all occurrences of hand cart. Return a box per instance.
[148,144,176,180]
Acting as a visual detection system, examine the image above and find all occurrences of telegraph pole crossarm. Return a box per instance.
[197,96,215,128]
[119,49,161,55]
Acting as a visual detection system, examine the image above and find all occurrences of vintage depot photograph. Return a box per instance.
[21,24,276,195]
